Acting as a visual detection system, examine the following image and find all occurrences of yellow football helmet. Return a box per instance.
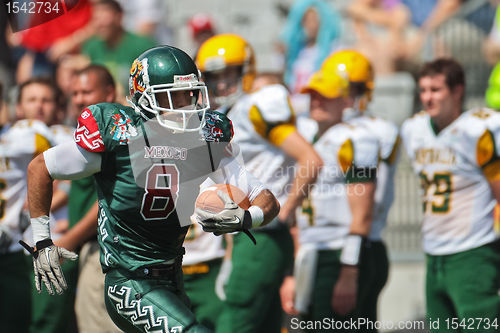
[301,67,349,99]
[322,50,374,107]
[196,34,256,107]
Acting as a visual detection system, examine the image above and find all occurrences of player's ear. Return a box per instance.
[452,85,464,104]
[105,86,116,103]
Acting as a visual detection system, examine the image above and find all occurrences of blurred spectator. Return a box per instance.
[347,0,411,75]
[54,55,91,126]
[188,13,216,58]
[404,0,462,58]
[405,0,495,60]
[346,0,415,125]
[404,0,463,31]
[0,5,15,96]
[483,1,500,64]
[115,0,172,43]
[55,55,91,100]
[15,0,93,83]
[402,0,441,27]
[16,77,62,124]
[16,77,79,333]
[82,0,156,101]
[0,83,10,130]
[279,0,341,95]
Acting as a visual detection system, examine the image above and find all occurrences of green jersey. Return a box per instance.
[74,103,233,273]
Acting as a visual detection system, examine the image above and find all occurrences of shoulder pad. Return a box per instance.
[74,105,107,152]
[202,111,233,142]
[458,108,500,167]
[4,119,53,156]
[456,108,496,138]
[10,119,54,144]
[250,84,294,124]
[401,111,427,138]
[75,103,139,152]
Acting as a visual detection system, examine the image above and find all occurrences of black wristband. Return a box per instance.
[242,210,252,230]
[35,238,54,251]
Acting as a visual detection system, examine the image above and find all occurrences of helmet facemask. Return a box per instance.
[348,82,370,111]
[129,57,210,132]
[203,65,244,109]
[139,81,210,132]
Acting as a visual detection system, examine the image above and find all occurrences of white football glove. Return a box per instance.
[19,215,78,295]
[195,191,251,235]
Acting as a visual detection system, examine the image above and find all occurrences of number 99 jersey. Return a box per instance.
[401,108,500,255]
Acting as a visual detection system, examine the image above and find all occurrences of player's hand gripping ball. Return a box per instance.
[194,184,251,235]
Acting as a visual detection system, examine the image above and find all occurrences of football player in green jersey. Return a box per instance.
[23,45,280,333]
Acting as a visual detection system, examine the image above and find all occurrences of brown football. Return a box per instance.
[195,184,251,213]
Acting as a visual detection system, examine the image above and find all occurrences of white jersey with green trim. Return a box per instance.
[401,108,500,255]
[0,120,53,253]
[296,117,379,248]
[346,114,400,241]
[223,84,296,206]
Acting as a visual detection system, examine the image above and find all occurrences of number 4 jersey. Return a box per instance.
[74,103,238,272]
[296,117,379,247]
[401,108,500,255]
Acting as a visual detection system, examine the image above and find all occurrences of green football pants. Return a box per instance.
[105,267,212,332]
[217,223,294,333]
[303,240,387,333]
[0,251,32,333]
[364,240,389,325]
[183,259,223,330]
[426,240,500,333]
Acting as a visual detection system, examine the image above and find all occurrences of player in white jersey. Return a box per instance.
[401,58,500,332]
[196,34,323,332]
[281,59,379,330]
[326,50,400,324]
[0,118,53,332]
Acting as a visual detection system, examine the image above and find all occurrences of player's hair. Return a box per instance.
[94,0,123,13]
[75,64,116,89]
[17,77,62,105]
[419,58,465,92]
[0,81,3,102]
